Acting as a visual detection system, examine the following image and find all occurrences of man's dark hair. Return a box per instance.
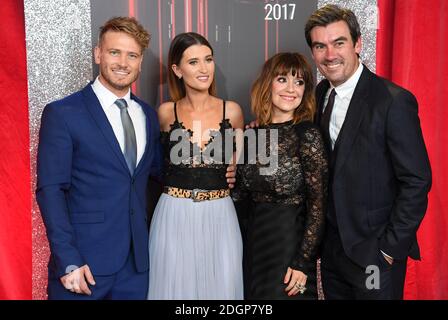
[304,4,361,47]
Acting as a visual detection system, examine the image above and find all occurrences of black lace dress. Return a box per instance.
[233,120,328,299]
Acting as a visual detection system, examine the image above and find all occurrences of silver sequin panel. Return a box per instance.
[318,0,378,81]
[24,0,92,300]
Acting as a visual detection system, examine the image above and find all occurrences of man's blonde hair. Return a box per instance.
[99,16,151,52]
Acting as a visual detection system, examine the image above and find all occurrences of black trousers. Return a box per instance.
[321,227,408,300]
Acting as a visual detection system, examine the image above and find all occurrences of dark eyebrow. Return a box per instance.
[311,41,325,48]
[333,36,348,43]
[187,55,213,62]
[311,36,349,48]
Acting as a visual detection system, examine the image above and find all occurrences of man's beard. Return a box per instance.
[110,75,138,91]
[102,67,139,92]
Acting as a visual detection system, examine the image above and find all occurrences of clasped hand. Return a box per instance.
[60,264,96,295]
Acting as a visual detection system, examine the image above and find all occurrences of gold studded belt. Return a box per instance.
[164,186,230,202]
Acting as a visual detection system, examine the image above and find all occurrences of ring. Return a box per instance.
[295,283,306,294]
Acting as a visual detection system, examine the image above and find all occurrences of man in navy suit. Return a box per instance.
[36,17,160,299]
[305,5,432,299]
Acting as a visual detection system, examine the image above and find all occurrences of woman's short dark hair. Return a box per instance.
[251,52,315,126]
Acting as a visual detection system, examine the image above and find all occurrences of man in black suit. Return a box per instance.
[305,5,432,299]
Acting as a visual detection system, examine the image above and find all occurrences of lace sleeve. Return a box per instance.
[290,123,328,274]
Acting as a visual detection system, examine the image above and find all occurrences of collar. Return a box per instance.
[331,62,364,99]
[91,76,132,108]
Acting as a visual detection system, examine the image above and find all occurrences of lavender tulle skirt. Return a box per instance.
[147,193,244,300]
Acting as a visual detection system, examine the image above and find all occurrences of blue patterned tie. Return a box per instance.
[115,99,137,175]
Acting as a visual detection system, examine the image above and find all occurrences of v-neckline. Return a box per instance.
[169,120,226,153]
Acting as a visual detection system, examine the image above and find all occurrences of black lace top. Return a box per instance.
[233,120,328,272]
[160,101,233,190]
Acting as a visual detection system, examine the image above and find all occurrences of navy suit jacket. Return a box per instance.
[316,66,432,268]
[36,83,162,278]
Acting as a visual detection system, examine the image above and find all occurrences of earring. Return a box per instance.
[178,75,182,80]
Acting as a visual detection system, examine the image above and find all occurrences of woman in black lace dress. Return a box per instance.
[233,52,328,299]
[148,32,244,299]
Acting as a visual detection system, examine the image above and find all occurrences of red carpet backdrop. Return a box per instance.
[0,0,447,299]
[377,0,448,299]
[0,0,32,300]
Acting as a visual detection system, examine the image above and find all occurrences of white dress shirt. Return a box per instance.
[91,77,147,166]
[323,63,363,150]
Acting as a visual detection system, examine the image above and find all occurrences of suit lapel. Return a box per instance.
[81,84,130,174]
[132,94,152,176]
[333,67,371,177]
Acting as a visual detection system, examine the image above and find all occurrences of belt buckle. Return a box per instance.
[191,188,206,202]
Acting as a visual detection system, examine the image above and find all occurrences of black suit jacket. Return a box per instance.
[316,65,432,268]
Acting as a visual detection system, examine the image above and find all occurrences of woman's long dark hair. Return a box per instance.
[167,32,217,101]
